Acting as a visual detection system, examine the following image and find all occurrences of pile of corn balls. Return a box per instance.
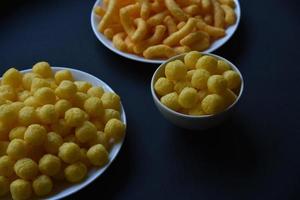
[0,62,126,199]
[154,51,241,115]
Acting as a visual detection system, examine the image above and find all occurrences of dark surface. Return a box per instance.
[0,0,300,199]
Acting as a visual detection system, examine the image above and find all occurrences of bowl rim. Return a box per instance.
[90,0,241,64]
[2,67,127,200]
[150,53,244,119]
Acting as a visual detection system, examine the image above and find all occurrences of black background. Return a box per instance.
[1,0,300,199]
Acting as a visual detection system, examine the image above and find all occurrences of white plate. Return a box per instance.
[91,0,241,64]
[1,67,127,200]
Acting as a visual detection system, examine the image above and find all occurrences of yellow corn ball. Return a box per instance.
[74,81,92,93]
[184,51,202,69]
[48,79,58,90]
[32,62,52,78]
[22,73,41,90]
[84,97,104,118]
[188,103,206,116]
[221,89,237,107]
[63,135,81,144]
[0,142,9,156]
[18,106,38,126]
[0,176,9,196]
[178,87,198,109]
[10,101,25,112]
[33,87,56,105]
[54,99,72,117]
[39,154,61,176]
[160,92,181,111]
[191,69,210,89]
[104,119,126,141]
[196,55,218,74]
[186,69,196,81]
[32,175,53,197]
[75,121,97,143]
[54,70,74,84]
[55,80,77,100]
[165,60,187,81]
[26,144,45,163]
[0,85,16,101]
[79,148,91,167]
[58,142,81,164]
[154,77,174,96]
[0,122,9,141]
[0,155,14,177]
[87,144,109,167]
[51,119,72,137]
[88,131,110,150]
[90,119,105,131]
[0,104,18,126]
[6,139,27,160]
[2,68,22,88]
[198,89,209,102]
[10,179,32,200]
[23,96,39,108]
[37,104,58,124]
[201,94,225,115]
[30,78,50,92]
[24,124,47,146]
[71,92,89,108]
[223,70,241,90]
[207,75,228,94]
[44,132,63,154]
[64,162,87,183]
[0,98,6,106]
[101,92,121,111]
[103,109,120,124]
[217,60,231,74]
[174,81,192,94]
[64,108,87,127]
[87,86,104,98]
[14,158,38,180]
[51,166,65,181]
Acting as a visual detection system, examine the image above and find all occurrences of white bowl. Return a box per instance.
[151,53,244,130]
[1,67,127,200]
[91,0,241,64]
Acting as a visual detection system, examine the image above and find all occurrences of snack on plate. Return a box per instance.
[0,62,126,199]
[94,0,237,59]
[154,52,241,115]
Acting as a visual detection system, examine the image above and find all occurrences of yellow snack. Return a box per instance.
[0,142,9,156]
[54,99,72,117]
[10,101,25,112]
[160,92,181,111]
[164,15,177,35]
[32,175,53,196]
[44,132,63,154]
[79,148,91,167]
[58,142,81,164]
[0,84,16,101]
[30,78,50,92]
[143,44,176,59]
[87,144,109,167]
[188,103,206,116]
[2,68,22,88]
[87,86,104,98]
[146,11,168,26]
[33,87,56,105]
[55,80,77,100]
[51,119,72,137]
[101,92,121,111]
[223,70,241,90]
[138,0,150,19]
[103,109,121,124]
[201,94,225,114]
[0,104,18,126]
[165,60,187,81]
[64,108,87,127]
[180,31,210,51]
[178,87,198,109]
[75,121,97,143]
[84,97,104,118]
[177,21,186,29]
[39,154,61,176]
[183,5,201,16]
[23,96,39,107]
[119,3,140,37]
[64,162,87,183]
[18,106,37,126]
[6,139,27,160]
[0,176,9,196]
[221,89,237,107]
[24,124,47,146]
[184,51,202,70]
[191,69,210,89]
[54,70,74,84]
[63,135,80,144]
[74,81,92,93]
[37,104,58,124]
[207,75,228,94]
[154,77,174,96]
[204,14,213,25]
[212,0,225,28]
[88,131,111,150]
[198,89,209,101]
[112,32,128,51]
[202,0,212,13]
[165,0,188,21]
[99,0,118,32]
[0,122,9,141]
[196,55,218,73]
[104,119,126,141]
[218,0,235,8]
[173,81,192,94]
[186,69,196,81]
[70,92,89,109]
[221,4,236,26]
[32,62,52,78]
[26,144,45,163]
[173,46,191,54]
[14,158,38,180]
[22,73,41,90]
[90,119,105,131]
[150,0,165,12]
[10,179,32,200]
[0,155,15,177]
[217,60,231,74]
[196,18,226,37]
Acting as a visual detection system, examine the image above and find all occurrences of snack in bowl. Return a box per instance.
[94,0,237,60]
[0,62,126,199]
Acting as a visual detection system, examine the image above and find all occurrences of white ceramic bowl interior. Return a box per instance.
[151,53,244,130]
[91,0,241,64]
[1,67,127,200]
